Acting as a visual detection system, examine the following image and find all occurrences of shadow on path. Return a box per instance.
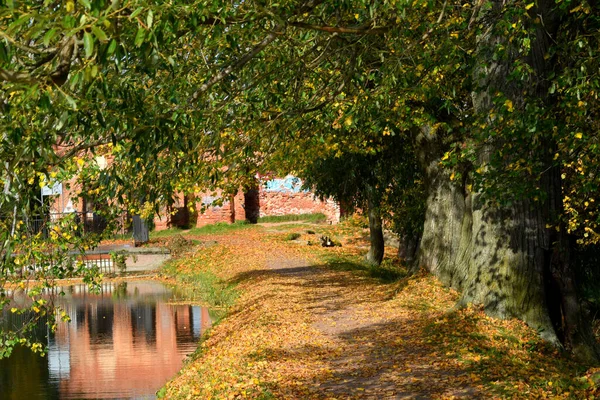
[226,255,483,399]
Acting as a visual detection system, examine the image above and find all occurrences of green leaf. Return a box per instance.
[96,109,106,128]
[134,28,145,47]
[69,71,81,90]
[8,15,31,33]
[106,39,117,55]
[146,10,154,29]
[55,111,69,131]
[77,0,91,9]
[0,42,8,63]
[83,32,94,58]
[64,95,77,110]
[91,26,108,42]
[129,7,143,20]
[43,28,57,46]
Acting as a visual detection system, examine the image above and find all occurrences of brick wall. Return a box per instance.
[152,175,340,230]
[257,175,340,223]
[258,190,340,223]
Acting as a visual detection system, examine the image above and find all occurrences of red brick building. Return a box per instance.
[153,175,340,230]
[46,159,339,233]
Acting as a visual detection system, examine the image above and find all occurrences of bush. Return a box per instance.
[167,234,194,258]
[285,232,301,241]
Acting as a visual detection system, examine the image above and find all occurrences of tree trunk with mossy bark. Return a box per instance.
[366,196,385,266]
[398,233,420,267]
[417,0,600,362]
[418,130,599,359]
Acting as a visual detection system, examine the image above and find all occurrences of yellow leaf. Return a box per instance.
[66,1,74,13]
[10,308,17,313]
[525,2,534,10]
[504,99,514,112]
[575,132,583,139]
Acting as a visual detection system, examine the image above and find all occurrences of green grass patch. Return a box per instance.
[149,227,186,239]
[161,260,238,322]
[151,221,256,238]
[257,213,327,224]
[189,221,256,235]
[321,254,407,283]
[265,223,315,232]
[160,255,240,376]
[284,232,301,241]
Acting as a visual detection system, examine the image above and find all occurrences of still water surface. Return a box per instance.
[0,281,210,399]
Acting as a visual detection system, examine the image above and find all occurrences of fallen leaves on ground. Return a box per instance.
[160,223,600,399]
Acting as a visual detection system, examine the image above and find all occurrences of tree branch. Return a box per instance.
[0,68,35,84]
[289,22,389,35]
[191,23,285,101]
[188,0,329,101]
[0,30,57,55]
[54,134,128,163]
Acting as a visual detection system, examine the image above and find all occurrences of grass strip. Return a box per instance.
[257,213,327,224]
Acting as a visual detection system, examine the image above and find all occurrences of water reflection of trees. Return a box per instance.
[0,281,211,399]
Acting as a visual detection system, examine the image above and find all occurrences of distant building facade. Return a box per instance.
[153,175,340,230]
[46,170,339,234]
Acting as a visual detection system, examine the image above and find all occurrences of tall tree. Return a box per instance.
[3,0,600,363]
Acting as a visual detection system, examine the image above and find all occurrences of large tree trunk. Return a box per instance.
[418,129,561,346]
[398,232,420,267]
[547,165,600,362]
[365,196,385,266]
[418,0,599,362]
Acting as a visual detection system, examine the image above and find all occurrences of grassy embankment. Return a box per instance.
[157,217,600,399]
[154,214,325,317]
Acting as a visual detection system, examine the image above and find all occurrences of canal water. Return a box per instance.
[0,281,210,399]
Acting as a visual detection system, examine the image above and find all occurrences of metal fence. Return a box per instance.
[26,212,128,239]
[11,252,118,278]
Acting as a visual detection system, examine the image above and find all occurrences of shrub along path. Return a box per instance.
[160,223,600,399]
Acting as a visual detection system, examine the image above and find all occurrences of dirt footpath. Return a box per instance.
[162,228,597,399]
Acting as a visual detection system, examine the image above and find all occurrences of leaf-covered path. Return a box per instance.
[161,224,599,399]
[264,253,480,399]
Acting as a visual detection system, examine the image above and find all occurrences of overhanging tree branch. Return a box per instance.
[0,68,35,84]
[191,23,285,101]
[289,22,389,35]
[0,30,52,55]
